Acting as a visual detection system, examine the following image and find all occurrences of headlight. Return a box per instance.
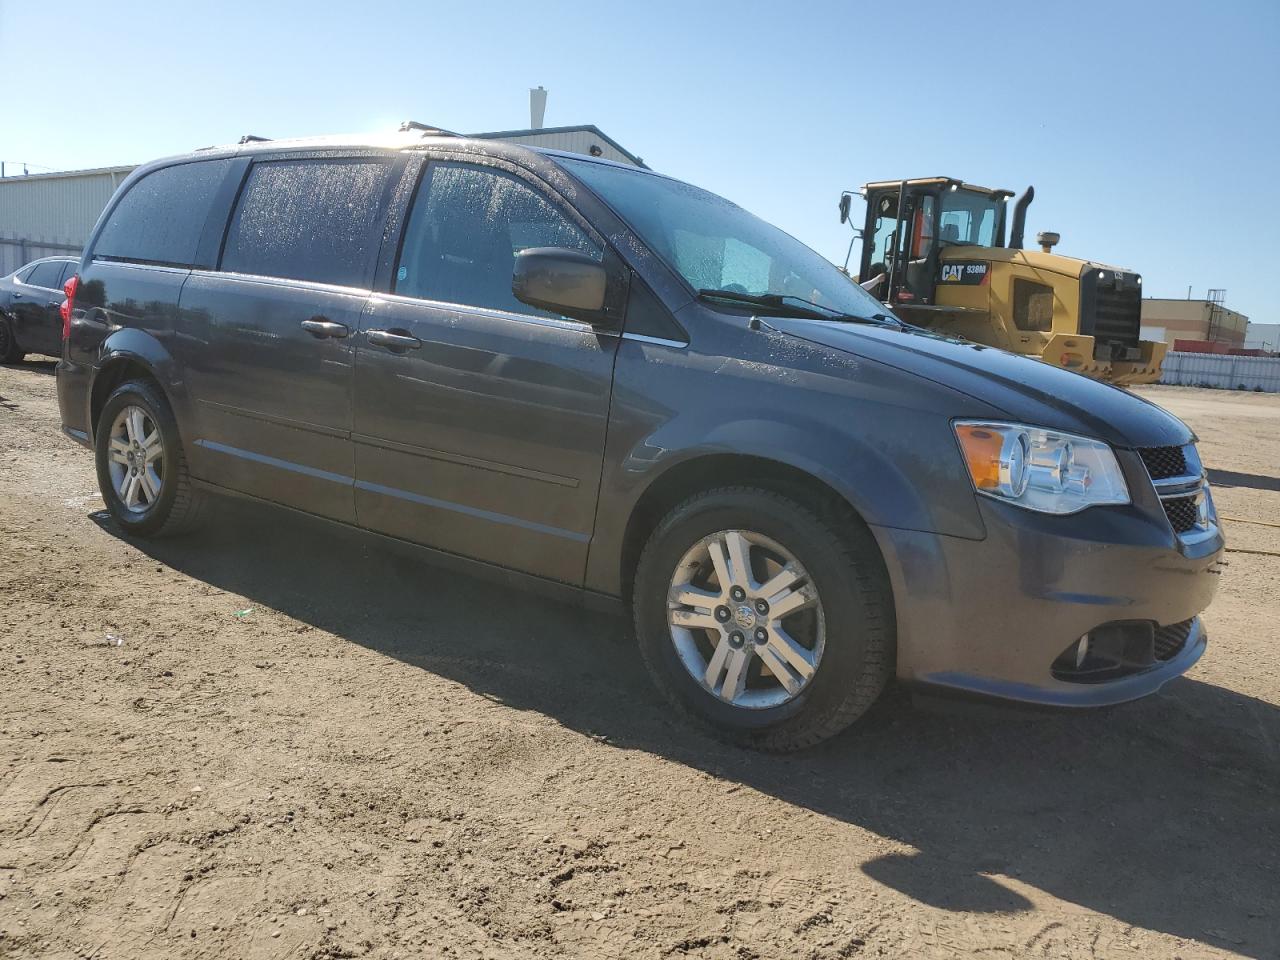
[953,421,1129,514]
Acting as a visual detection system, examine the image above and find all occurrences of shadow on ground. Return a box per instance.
[1208,468,1280,494]
[98,496,1280,957]
[2,358,57,375]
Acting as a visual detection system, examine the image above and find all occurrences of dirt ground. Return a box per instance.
[1,362,1277,960]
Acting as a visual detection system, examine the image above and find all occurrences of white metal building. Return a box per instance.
[0,166,133,274]
[470,125,646,168]
[0,124,644,276]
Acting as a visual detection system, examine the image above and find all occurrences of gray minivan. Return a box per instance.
[57,131,1224,750]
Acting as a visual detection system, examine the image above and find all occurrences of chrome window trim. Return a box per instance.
[369,291,618,337]
[621,332,689,349]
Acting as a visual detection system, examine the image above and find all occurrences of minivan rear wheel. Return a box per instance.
[632,487,895,751]
[95,379,207,537]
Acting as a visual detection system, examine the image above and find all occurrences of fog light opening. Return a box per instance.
[1051,621,1158,683]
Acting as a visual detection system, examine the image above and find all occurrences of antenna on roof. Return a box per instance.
[238,134,270,144]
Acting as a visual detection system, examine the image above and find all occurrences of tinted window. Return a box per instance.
[396,163,600,317]
[221,158,392,287]
[94,159,232,266]
[25,261,64,288]
[939,191,1000,247]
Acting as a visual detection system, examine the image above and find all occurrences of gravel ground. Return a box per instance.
[1,362,1277,960]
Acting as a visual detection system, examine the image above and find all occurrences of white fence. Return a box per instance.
[1159,351,1280,393]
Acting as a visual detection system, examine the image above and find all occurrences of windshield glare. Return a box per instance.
[558,158,886,319]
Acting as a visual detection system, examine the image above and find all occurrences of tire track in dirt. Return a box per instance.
[1,365,1277,959]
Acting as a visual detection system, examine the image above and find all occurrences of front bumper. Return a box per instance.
[870,495,1224,707]
[1037,333,1167,385]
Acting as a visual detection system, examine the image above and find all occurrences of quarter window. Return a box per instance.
[93,159,232,266]
[221,158,393,287]
[395,163,600,317]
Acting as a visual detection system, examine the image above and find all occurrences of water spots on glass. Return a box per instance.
[394,163,601,318]
[222,159,392,287]
[94,159,234,266]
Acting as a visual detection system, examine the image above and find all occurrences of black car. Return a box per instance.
[0,256,77,362]
[56,132,1224,750]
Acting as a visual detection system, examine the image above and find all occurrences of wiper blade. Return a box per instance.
[696,288,823,315]
[696,288,890,325]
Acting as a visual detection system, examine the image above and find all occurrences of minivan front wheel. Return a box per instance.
[95,380,206,537]
[632,487,894,751]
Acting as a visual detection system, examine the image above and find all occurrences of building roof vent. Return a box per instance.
[530,86,547,130]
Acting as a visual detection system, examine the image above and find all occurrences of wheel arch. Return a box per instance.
[616,452,875,604]
[88,329,185,441]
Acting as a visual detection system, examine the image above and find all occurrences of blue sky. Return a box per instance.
[2,0,1277,325]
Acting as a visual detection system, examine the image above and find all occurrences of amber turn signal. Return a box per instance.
[954,423,1005,490]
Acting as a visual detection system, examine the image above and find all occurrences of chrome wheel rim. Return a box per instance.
[106,405,164,513]
[667,529,825,710]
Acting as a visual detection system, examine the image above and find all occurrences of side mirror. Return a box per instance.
[512,247,608,323]
[838,193,852,224]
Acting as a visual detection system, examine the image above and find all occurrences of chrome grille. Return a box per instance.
[1138,444,1214,539]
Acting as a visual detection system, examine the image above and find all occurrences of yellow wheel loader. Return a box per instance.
[838,178,1165,385]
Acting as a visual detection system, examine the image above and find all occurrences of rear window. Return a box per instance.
[93,159,232,267]
[220,158,392,288]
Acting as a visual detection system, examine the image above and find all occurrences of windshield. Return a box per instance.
[939,189,1002,247]
[557,157,887,319]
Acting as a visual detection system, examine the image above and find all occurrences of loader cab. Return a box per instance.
[850,178,1012,309]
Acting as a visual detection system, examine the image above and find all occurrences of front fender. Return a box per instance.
[630,402,984,538]
[661,414,931,530]
[585,392,989,596]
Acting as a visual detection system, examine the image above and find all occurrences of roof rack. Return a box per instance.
[238,134,271,145]
[398,120,458,136]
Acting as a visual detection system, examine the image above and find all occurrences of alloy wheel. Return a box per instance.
[666,529,825,709]
[106,405,165,513]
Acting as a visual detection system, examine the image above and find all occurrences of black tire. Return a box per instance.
[632,487,895,751]
[0,315,25,364]
[94,379,208,537]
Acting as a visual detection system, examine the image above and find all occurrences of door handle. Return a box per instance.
[366,329,422,351]
[12,292,22,299]
[300,318,350,339]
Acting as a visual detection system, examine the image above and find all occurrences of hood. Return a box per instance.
[952,246,1135,279]
[766,318,1191,449]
